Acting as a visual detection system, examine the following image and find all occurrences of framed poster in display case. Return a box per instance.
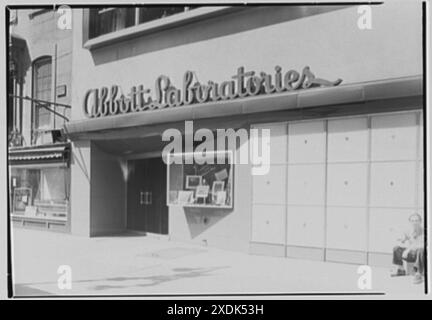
[185,175,202,189]
[166,150,233,208]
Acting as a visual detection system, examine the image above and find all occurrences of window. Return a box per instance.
[138,7,193,24]
[8,60,16,137]
[8,59,23,146]
[33,56,52,130]
[10,167,70,221]
[88,6,199,39]
[167,151,234,208]
[89,8,135,39]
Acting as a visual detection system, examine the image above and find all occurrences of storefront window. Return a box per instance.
[88,6,199,39]
[167,151,233,208]
[10,167,70,221]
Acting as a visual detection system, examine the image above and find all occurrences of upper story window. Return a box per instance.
[88,6,199,40]
[33,56,52,130]
[8,60,17,137]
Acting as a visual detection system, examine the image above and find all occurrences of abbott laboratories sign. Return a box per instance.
[83,66,342,118]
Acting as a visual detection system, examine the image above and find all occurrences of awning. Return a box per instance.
[9,153,64,161]
[8,143,70,166]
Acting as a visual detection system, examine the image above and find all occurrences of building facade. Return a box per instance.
[8,8,73,231]
[44,4,423,267]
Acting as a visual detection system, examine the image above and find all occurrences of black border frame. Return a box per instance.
[5,1,427,299]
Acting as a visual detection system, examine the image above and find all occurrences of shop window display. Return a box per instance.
[167,151,233,208]
[10,167,70,221]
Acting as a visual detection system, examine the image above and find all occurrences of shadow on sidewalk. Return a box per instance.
[91,266,229,291]
[14,265,230,296]
[14,284,55,297]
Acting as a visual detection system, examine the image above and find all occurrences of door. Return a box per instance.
[127,157,168,234]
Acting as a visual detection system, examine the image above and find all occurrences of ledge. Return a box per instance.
[11,214,67,223]
[168,204,233,209]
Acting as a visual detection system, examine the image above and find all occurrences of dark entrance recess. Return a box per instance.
[127,157,168,234]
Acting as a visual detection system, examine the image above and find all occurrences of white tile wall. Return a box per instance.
[251,111,424,259]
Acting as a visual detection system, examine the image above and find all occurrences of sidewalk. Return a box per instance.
[10,228,425,297]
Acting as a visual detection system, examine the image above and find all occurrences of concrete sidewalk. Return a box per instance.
[9,228,425,297]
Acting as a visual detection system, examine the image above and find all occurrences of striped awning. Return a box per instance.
[8,144,69,166]
[9,152,64,161]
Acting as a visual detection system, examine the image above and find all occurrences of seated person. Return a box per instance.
[391,213,425,284]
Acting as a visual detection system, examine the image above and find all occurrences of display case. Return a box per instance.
[9,166,70,221]
[166,150,233,208]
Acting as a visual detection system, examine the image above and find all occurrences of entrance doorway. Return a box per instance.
[126,157,168,235]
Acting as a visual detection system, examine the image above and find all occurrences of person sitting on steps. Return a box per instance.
[391,213,425,284]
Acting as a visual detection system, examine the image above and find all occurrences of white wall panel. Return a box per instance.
[326,207,367,251]
[251,204,285,244]
[287,164,325,206]
[418,162,424,208]
[370,162,417,208]
[327,117,368,162]
[288,121,326,164]
[252,165,286,205]
[327,163,368,207]
[419,113,423,160]
[286,206,325,247]
[371,113,417,161]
